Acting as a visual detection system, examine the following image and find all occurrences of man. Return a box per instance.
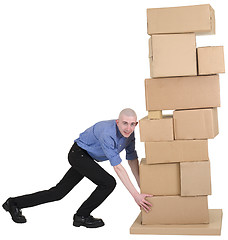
[3,108,152,228]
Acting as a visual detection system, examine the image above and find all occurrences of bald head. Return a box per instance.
[116,108,138,138]
[118,108,137,120]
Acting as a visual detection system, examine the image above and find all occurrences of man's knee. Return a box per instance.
[48,186,68,201]
[105,175,116,192]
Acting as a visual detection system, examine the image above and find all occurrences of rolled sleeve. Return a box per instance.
[109,155,122,166]
[126,150,138,160]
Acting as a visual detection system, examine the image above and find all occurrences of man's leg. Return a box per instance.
[68,144,116,219]
[75,163,116,217]
[3,166,84,223]
[11,167,84,209]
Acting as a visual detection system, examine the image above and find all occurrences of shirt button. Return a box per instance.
[120,145,121,147]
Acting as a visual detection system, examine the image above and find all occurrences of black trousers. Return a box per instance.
[11,142,116,217]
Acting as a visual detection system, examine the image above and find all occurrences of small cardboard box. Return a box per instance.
[145,75,220,111]
[148,110,162,120]
[140,159,180,196]
[142,196,209,225]
[149,33,197,78]
[181,161,211,196]
[174,108,219,140]
[145,140,209,164]
[139,116,174,142]
[147,4,215,35]
[197,46,225,75]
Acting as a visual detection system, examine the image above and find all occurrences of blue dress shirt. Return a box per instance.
[75,120,138,166]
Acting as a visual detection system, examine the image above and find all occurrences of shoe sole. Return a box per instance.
[73,221,104,228]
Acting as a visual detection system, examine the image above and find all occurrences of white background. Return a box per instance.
[0,0,227,239]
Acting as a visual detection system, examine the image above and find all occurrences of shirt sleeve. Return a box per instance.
[125,134,138,160]
[99,134,122,166]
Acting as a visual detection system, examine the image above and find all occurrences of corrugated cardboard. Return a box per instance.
[139,116,174,142]
[148,110,162,120]
[181,161,211,196]
[149,33,197,78]
[145,140,209,164]
[197,46,225,75]
[148,37,152,58]
[149,57,153,78]
[147,4,215,35]
[130,209,223,235]
[174,108,219,140]
[140,159,180,196]
[145,75,220,111]
[142,196,209,225]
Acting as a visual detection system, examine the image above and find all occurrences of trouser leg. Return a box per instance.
[68,143,116,217]
[12,167,84,209]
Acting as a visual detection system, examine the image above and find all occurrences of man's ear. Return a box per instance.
[116,119,119,125]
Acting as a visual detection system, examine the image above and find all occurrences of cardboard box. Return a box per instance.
[197,46,225,75]
[145,75,220,111]
[140,159,180,196]
[145,140,209,164]
[142,196,209,225]
[148,37,152,58]
[181,161,211,196]
[149,57,153,77]
[148,110,162,120]
[149,33,197,78]
[139,116,174,142]
[174,108,219,140]
[147,4,215,35]
[130,209,223,235]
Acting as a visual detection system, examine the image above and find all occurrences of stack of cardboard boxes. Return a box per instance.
[130,4,225,235]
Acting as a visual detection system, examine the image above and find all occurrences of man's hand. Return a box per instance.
[134,193,153,213]
[113,163,152,213]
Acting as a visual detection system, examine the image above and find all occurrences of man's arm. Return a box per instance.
[113,163,152,213]
[128,158,140,187]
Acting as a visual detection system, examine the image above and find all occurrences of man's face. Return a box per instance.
[116,115,138,138]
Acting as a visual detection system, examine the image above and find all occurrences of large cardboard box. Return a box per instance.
[181,161,211,196]
[142,196,209,225]
[174,108,219,140]
[145,75,220,111]
[197,46,225,75]
[145,140,209,164]
[139,116,174,142]
[147,4,215,35]
[130,209,223,235]
[149,33,197,78]
[140,159,180,196]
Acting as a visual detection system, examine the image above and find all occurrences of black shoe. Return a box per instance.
[2,198,27,224]
[73,214,104,228]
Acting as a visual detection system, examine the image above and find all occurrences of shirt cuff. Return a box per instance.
[109,155,122,166]
[126,150,138,160]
